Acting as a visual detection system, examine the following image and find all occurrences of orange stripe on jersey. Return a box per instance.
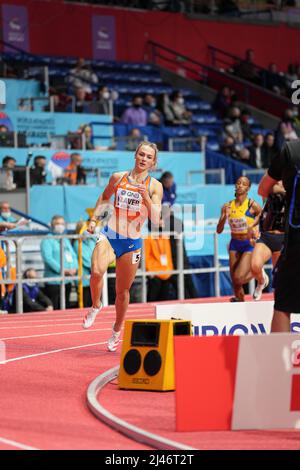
[114,172,151,220]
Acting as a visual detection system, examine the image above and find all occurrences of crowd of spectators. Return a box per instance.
[229,48,300,99]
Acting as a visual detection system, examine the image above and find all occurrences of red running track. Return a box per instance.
[1,294,299,450]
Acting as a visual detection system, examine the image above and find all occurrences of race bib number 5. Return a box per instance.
[132,250,141,264]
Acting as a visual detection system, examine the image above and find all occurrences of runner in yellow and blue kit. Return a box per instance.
[217,176,262,302]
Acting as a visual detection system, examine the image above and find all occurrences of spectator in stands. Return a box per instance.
[41,215,78,310]
[234,49,260,85]
[143,94,162,126]
[30,156,47,185]
[73,221,96,307]
[169,91,192,125]
[88,85,112,115]
[248,133,269,169]
[12,268,53,313]
[0,156,16,191]
[121,95,148,126]
[223,106,243,144]
[45,88,72,113]
[240,108,253,141]
[213,86,234,118]
[276,109,298,149]
[220,136,239,159]
[64,153,86,185]
[68,58,98,95]
[73,87,89,114]
[237,147,251,163]
[285,64,298,93]
[156,93,175,125]
[262,133,278,163]
[160,171,177,206]
[125,128,143,151]
[0,201,17,223]
[264,63,284,95]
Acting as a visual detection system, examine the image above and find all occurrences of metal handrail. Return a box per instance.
[0,229,236,313]
[147,40,290,117]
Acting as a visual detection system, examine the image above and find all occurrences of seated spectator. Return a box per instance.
[41,215,78,310]
[237,147,250,163]
[88,85,112,115]
[169,91,192,124]
[213,86,234,118]
[143,94,162,126]
[0,201,17,223]
[121,95,148,127]
[125,128,143,151]
[73,87,90,114]
[11,268,53,313]
[285,64,298,94]
[223,107,243,143]
[262,133,278,164]
[73,221,96,308]
[0,156,16,190]
[240,108,253,141]
[248,133,268,169]
[45,88,72,113]
[64,153,86,185]
[160,171,177,206]
[234,49,260,85]
[156,93,175,125]
[220,136,239,159]
[264,63,284,95]
[30,156,47,185]
[68,58,98,95]
[276,109,298,148]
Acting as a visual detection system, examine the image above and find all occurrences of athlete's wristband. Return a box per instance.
[90,218,97,223]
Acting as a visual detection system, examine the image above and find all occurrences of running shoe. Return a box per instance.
[229,297,244,302]
[82,303,102,329]
[253,271,269,301]
[107,326,121,352]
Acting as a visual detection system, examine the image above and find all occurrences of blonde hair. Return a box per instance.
[135,141,158,169]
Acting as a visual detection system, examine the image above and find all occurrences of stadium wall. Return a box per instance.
[0,1,299,70]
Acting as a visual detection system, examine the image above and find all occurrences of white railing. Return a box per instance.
[0,230,272,313]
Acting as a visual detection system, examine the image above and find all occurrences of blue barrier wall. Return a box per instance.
[0,112,113,146]
[2,79,41,111]
[0,148,204,185]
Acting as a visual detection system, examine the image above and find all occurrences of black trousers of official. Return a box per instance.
[44,283,72,310]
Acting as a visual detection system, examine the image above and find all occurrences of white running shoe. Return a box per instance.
[107,326,121,352]
[82,303,102,329]
[253,271,269,301]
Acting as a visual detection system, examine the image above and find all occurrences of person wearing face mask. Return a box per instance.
[11,268,53,313]
[88,86,111,115]
[121,95,147,127]
[41,215,78,309]
[0,201,17,223]
[169,91,192,125]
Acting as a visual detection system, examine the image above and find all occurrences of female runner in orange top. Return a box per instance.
[83,142,163,351]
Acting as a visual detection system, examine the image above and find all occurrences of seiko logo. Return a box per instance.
[132,378,150,384]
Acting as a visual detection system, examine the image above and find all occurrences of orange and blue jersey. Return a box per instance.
[99,172,152,258]
[114,172,152,221]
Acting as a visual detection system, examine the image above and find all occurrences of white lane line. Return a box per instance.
[0,436,39,450]
[3,341,112,364]
[0,312,154,331]
[0,328,112,341]
[0,310,154,325]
